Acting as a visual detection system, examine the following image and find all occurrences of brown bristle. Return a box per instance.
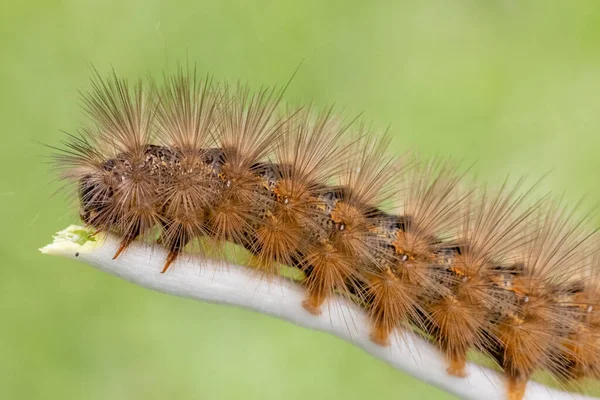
[77,71,162,256]
[559,251,600,381]
[252,106,351,277]
[364,159,466,347]
[156,66,219,150]
[424,178,541,378]
[154,68,222,269]
[490,201,597,399]
[208,83,287,258]
[300,133,407,314]
[82,69,155,156]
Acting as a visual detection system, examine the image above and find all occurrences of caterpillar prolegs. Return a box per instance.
[54,68,600,400]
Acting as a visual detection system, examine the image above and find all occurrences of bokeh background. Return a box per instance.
[2,1,600,399]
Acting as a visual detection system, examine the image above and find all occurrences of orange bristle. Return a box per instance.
[489,201,597,399]
[423,178,542,378]
[364,158,466,347]
[255,107,349,272]
[558,250,600,381]
[77,70,162,256]
[154,67,222,270]
[208,83,287,260]
[301,131,407,314]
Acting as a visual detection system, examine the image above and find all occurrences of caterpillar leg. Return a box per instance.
[446,355,467,378]
[427,297,477,379]
[300,249,335,315]
[302,291,325,315]
[112,217,149,260]
[439,340,468,378]
[300,260,355,315]
[365,269,416,348]
[161,251,180,273]
[159,221,192,273]
[369,323,391,347]
[89,229,103,238]
[113,234,138,259]
[507,375,527,400]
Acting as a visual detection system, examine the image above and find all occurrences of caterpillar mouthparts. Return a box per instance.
[53,67,600,400]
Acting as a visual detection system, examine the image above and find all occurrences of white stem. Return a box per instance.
[40,225,595,400]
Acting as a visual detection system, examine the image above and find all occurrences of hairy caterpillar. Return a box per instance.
[52,67,600,400]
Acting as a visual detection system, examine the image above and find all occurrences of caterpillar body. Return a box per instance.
[54,68,600,400]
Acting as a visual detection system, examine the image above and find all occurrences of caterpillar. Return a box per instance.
[53,67,600,400]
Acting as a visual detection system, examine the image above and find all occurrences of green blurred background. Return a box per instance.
[2,1,600,399]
